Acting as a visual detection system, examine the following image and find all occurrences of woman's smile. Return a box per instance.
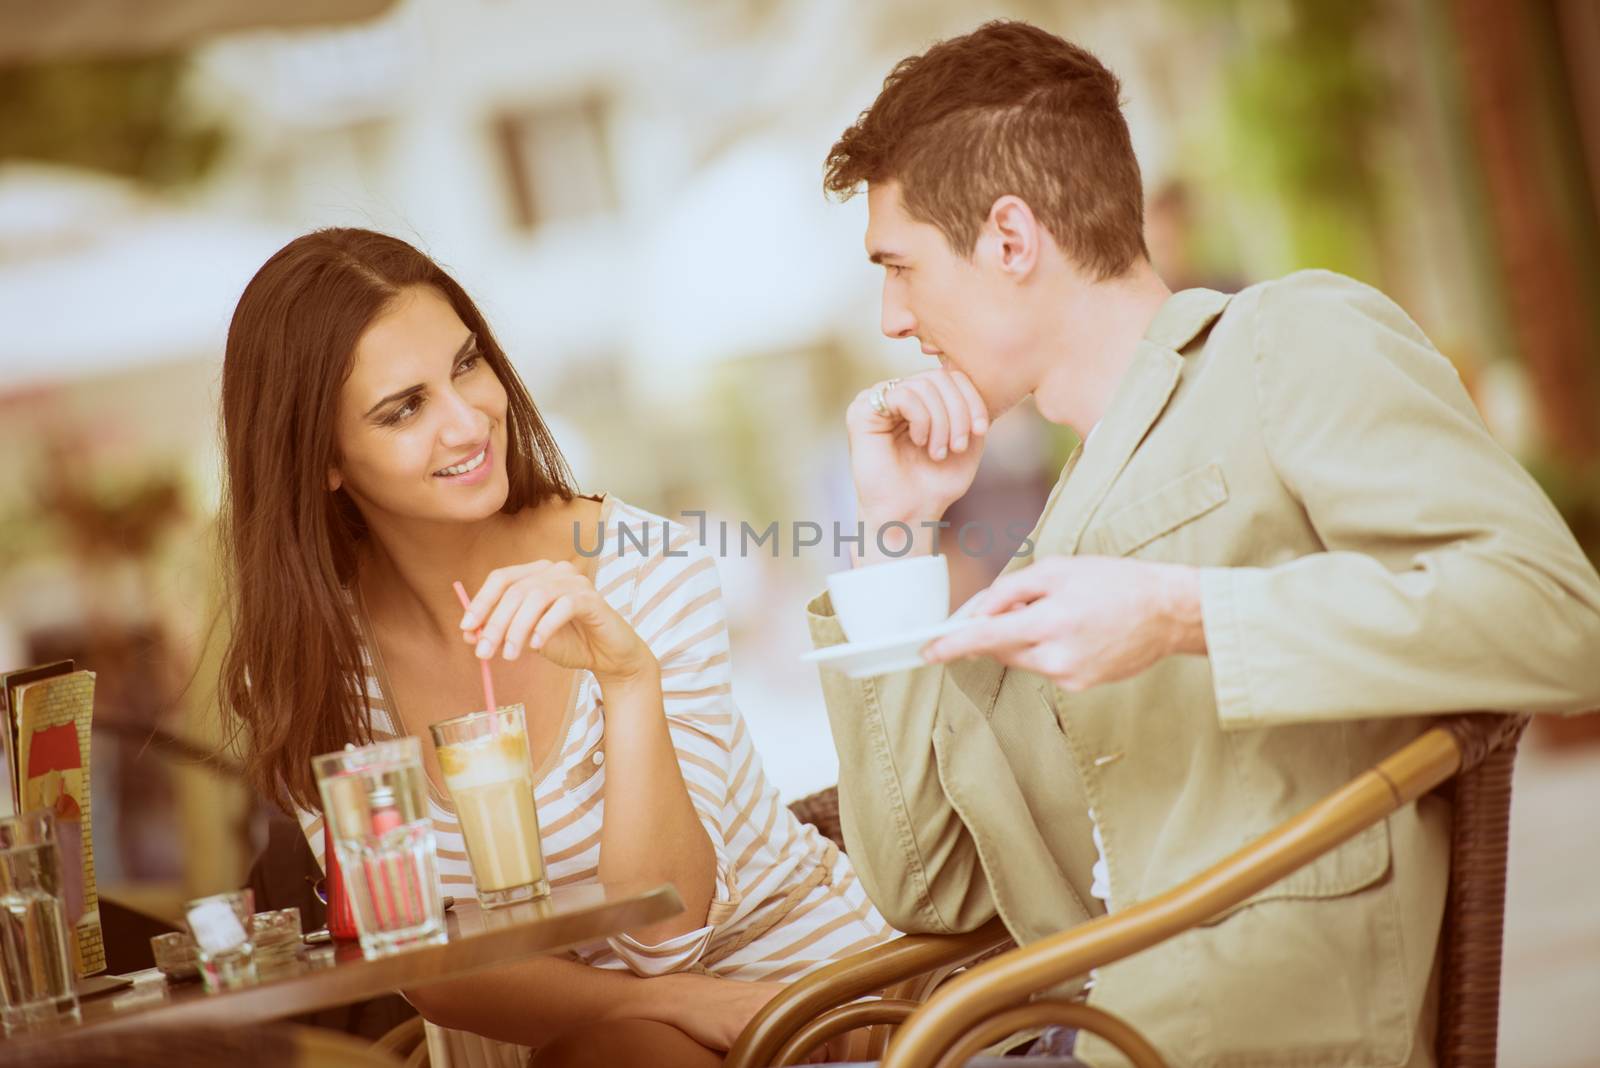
[433,440,493,485]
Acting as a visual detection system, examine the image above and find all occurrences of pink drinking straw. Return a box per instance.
[452,580,500,733]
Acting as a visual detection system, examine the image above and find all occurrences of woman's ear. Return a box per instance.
[327,467,343,492]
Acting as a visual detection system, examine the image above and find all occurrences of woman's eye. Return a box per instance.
[455,352,482,375]
[383,397,421,425]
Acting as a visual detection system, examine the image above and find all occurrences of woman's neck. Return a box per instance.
[358,508,538,644]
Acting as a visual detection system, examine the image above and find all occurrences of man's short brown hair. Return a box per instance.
[825,20,1148,280]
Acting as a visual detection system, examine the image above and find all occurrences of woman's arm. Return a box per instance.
[403,956,779,1051]
[404,956,661,1047]
[462,558,716,943]
[594,662,717,944]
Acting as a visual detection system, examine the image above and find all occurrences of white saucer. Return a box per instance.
[802,616,980,679]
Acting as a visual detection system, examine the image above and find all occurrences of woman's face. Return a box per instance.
[331,285,511,528]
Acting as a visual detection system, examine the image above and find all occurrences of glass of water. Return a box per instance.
[0,810,80,1032]
[183,889,257,992]
[312,738,446,956]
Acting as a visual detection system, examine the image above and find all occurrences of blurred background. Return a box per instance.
[0,0,1596,1061]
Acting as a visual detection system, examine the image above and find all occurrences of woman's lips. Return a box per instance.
[433,441,492,485]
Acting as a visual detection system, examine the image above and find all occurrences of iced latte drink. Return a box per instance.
[429,705,549,907]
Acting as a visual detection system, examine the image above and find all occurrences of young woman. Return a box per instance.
[218,229,891,1067]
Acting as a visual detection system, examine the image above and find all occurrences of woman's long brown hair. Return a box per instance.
[219,228,576,813]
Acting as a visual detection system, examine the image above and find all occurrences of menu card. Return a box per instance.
[0,661,106,979]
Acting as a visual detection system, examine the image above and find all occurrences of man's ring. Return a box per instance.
[869,378,902,419]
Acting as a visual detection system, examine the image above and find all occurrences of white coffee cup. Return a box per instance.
[825,555,950,644]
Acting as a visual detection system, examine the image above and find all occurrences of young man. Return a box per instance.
[806,20,1600,1068]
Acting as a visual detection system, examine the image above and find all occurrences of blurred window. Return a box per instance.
[493,96,617,230]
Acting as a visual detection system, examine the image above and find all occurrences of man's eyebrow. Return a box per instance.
[363,334,478,418]
[867,249,905,265]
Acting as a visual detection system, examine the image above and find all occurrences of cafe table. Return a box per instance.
[3,882,682,1048]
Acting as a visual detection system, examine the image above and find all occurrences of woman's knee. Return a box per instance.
[529,1018,721,1068]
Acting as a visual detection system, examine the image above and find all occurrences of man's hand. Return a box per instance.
[921,556,1207,690]
[846,368,988,563]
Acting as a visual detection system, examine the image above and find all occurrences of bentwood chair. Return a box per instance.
[368,786,948,1068]
[729,713,1529,1068]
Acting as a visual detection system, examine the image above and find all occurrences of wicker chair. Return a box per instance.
[730,713,1528,1068]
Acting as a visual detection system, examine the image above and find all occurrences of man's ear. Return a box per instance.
[327,466,343,492]
[982,195,1041,279]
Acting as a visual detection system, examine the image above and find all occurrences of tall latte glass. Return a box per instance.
[430,705,549,907]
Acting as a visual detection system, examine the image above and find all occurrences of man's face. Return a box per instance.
[865,181,1038,417]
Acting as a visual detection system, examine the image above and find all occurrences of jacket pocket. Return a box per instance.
[1087,462,1228,557]
[1198,817,1391,926]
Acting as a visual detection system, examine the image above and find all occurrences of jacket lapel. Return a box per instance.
[1037,288,1234,556]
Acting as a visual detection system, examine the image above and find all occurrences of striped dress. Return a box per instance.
[297,496,892,1065]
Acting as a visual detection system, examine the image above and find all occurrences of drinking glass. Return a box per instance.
[149,930,199,981]
[312,738,446,955]
[0,810,80,1032]
[183,889,256,991]
[430,705,549,907]
[249,907,302,975]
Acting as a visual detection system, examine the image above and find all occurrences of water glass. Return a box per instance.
[0,810,80,1032]
[249,907,303,974]
[312,738,446,956]
[183,889,256,992]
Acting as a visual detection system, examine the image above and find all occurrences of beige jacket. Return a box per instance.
[807,271,1600,1067]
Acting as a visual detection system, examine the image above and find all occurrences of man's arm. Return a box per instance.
[1202,273,1600,728]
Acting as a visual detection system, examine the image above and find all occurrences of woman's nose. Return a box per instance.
[438,389,486,445]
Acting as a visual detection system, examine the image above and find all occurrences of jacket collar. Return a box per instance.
[1036,288,1233,556]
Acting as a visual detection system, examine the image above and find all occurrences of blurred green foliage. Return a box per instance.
[0,53,225,186]
[1191,0,1390,281]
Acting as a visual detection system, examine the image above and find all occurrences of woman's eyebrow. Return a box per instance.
[363,334,477,417]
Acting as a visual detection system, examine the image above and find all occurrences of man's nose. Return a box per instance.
[881,288,917,340]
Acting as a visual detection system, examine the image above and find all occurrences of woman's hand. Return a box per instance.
[460,560,656,685]
[647,974,787,1052]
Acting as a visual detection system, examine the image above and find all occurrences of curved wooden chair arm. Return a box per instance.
[371,1016,425,1060]
[931,1000,1167,1068]
[724,917,1012,1068]
[771,999,922,1066]
[880,715,1525,1068]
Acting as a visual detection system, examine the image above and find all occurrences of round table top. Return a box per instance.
[12,882,682,1044]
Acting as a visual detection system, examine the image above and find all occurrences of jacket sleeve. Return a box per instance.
[806,593,997,935]
[1202,272,1600,729]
